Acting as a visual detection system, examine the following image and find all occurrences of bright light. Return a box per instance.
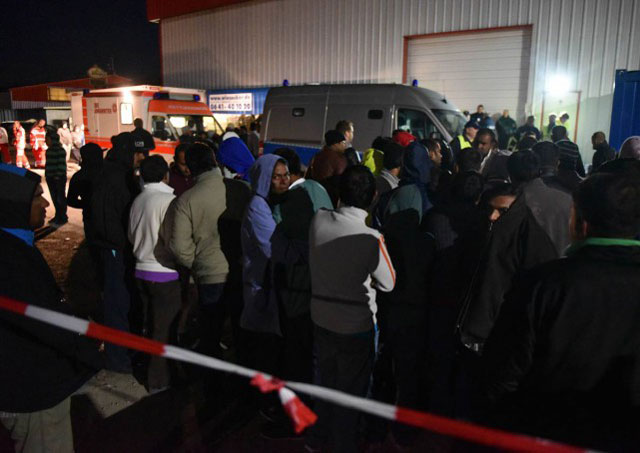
[122,89,133,102]
[546,74,572,95]
[169,116,187,129]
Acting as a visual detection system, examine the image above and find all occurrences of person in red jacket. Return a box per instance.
[30,119,47,168]
[13,121,30,169]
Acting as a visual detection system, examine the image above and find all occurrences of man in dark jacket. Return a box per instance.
[481,173,640,450]
[0,163,101,452]
[44,130,68,226]
[590,131,617,173]
[553,125,586,177]
[508,150,573,255]
[457,183,558,351]
[91,132,145,372]
[496,110,517,150]
[131,118,156,155]
[375,184,434,443]
[515,115,542,141]
[168,143,194,197]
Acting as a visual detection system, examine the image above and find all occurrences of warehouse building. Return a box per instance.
[148,0,640,162]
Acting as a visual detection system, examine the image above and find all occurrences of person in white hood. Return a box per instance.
[128,155,180,392]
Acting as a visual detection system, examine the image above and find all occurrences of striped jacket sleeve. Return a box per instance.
[371,234,396,292]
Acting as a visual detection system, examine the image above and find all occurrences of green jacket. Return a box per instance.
[169,169,229,284]
[45,144,67,179]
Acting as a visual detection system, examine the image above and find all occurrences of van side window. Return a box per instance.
[151,115,174,141]
[397,109,438,140]
[368,109,383,120]
[292,108,305,117]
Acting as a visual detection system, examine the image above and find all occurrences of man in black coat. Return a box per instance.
[481,173,640,450]
[91,132,145,372]
[131,118,156,155]
[457,183,558,351]
[0,163,101,451]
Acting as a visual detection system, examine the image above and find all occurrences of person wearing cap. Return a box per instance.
[450,121,479,165]
[0,163,102,452]
[308,129,348,205]
[45,130,68,227]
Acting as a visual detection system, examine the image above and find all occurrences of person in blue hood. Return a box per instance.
[218,131,256,181]
[240,154,290,373]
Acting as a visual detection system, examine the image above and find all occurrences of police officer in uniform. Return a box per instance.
[131,118,156,156]
[450,121,480,165]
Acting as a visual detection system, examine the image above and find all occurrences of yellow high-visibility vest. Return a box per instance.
[457,134,472,150]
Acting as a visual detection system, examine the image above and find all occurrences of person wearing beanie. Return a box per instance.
[0,163,101,452]
[45,130,68,226]
[307,130,348,205]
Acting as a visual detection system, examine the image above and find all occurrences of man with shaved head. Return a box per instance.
[620,136,640,160]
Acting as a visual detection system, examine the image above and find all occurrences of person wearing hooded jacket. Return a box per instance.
[373,140,433,228]
[217,131,255,181]
[240,154,290,372]
[270,148,333,384]
[91,132,146,372]
[0,163,101,452]
[373,183,435,443]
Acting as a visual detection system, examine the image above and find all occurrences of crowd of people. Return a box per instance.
[1,111,640,452]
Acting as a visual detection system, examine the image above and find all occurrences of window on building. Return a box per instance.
[397,109,438,140]
[48,87,70,101]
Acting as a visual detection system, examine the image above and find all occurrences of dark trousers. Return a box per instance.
[282,312,313,383]
[197,283,226,357]
[46,176,68,223]
[136,278,181,389]
[101,249,132,372]
[307,325,374,453]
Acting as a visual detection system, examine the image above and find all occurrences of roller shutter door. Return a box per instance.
[406,28,532,120]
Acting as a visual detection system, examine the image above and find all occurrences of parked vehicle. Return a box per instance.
[262,84,467,164]
[71,85,220,158]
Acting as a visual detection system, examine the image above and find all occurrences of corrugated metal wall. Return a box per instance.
[162,0,640,159]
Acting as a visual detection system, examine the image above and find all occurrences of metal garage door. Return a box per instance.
[406,28,532,122]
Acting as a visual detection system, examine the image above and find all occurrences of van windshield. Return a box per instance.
[168,115,219,135]
[432,109,467,138]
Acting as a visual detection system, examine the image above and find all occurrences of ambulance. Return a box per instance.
[71,85,221,157]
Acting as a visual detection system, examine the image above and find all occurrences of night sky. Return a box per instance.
[0,0,160,90]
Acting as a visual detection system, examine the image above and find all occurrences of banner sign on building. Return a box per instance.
[209,92,253,112]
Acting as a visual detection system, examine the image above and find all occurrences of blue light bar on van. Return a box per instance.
[412,79,419,87]
[194,94,200,101]
[283,79,290,87]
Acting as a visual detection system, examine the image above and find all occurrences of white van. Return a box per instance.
[262,84,467,164]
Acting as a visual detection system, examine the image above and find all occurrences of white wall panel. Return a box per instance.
[161,0,640,161]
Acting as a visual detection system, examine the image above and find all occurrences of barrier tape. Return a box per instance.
[0,295,589,452]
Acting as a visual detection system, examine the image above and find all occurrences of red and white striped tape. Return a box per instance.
[0,295,589,452]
